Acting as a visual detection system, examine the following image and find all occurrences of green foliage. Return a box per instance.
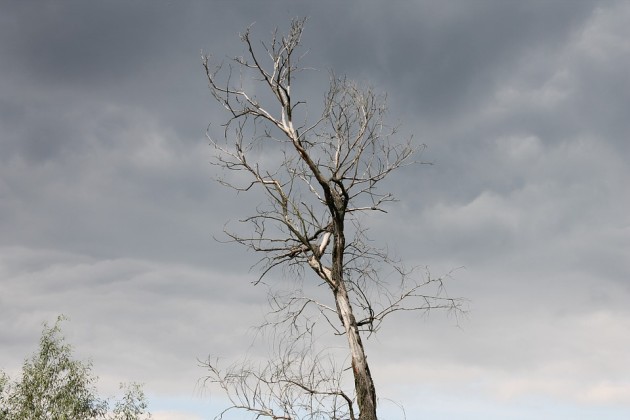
[111,383,150,420]
[0,371,10,419]
[8,316,107,419]
[0,316,151,420]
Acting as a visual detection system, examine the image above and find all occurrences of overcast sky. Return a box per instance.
[1,1,629,419]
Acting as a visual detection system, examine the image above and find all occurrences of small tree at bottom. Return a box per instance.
[0,316,151,420]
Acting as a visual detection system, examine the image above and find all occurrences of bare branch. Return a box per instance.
[203,17,464,420]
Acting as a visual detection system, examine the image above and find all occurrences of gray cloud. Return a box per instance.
[1,1,629,418]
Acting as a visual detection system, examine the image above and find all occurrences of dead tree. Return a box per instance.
[202,18,463,420]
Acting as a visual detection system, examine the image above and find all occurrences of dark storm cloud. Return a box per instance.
[1,3,194,161]
[303,1,597,116]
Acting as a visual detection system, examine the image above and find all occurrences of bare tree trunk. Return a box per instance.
[331,212,377,420]
[335,283,377,420]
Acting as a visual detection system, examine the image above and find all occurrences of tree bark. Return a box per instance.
[331,214,377,420]
[335,284,377,420]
